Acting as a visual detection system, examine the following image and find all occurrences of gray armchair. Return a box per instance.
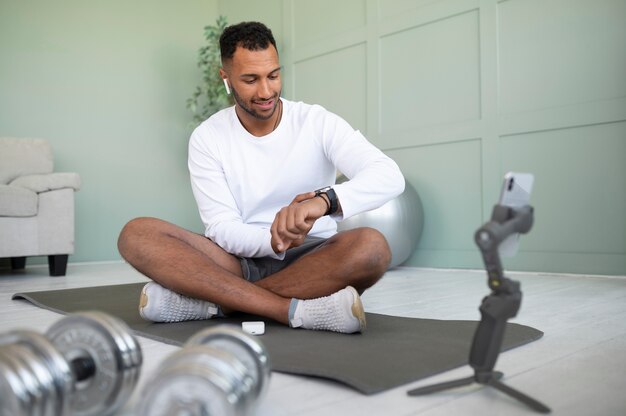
[0,138,80,275]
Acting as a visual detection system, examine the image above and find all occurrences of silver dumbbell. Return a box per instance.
[0,311,143,416]
[137,325,270,416]
[0,339,67,416]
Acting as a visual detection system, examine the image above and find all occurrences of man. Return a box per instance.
[117,21,404,334]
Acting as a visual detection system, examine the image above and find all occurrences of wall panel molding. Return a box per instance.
[380,120,482,150]
[377,0,479,37]
[499,97,626,137]
[291,27,368,63]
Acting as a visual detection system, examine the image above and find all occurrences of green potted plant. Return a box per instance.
[187,16,233,125]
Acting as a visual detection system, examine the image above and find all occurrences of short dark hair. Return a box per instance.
[219,21,277,62]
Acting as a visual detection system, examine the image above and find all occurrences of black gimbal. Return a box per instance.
[408,204,550,414]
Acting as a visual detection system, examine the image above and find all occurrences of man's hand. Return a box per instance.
[271,191,329,253]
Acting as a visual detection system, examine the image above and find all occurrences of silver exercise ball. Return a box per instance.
[336,176,423,268]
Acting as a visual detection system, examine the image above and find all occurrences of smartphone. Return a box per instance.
[498,172,534,257]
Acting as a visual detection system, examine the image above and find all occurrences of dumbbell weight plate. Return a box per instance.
[186,325,271,401]
[138,345,251,416]
[46,311,142,416]
[0,330,72,416]
[0,343,58,416]
[0,350,28,416]
[0,345,45,416]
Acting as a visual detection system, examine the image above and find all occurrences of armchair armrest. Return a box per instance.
[9,172,81,193]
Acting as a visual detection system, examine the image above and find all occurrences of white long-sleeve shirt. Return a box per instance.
[188,98,404,259]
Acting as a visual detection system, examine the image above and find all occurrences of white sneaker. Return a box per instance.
[290,286,366,334]
[139,282,219,323]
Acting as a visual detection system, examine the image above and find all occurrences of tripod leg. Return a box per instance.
[408,375,474,396]
[489,378,551,414]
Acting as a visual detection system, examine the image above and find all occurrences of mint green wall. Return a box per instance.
[3,1,625,276]
[0,0,218,263]
[279,0,626,275]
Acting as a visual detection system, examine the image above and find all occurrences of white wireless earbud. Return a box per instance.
[223,78,231,95]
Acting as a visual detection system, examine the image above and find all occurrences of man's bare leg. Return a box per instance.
[118,218,391,323]
[117,217,290,324]
[254,227,391,299]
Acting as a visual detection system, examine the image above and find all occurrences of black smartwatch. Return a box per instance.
[314,186,338,215]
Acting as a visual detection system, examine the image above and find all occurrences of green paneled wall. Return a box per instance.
[2,0,625,275]
[279,0,626,275]
[387,140,483,268]
[1,0,217,263]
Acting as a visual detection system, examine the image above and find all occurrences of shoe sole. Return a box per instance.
[138,284,151,321]
[348,286,367,332]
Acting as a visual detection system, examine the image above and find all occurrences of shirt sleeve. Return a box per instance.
[318,110,405,220]
[188,126,283,259]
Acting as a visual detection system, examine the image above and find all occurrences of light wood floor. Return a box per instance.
[1,262,625,416]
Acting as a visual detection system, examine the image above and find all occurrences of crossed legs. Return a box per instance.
[117,217,391,326]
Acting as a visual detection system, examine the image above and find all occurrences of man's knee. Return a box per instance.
[117,217,161,257]
[338,227,391,281]
[355,227,392,272]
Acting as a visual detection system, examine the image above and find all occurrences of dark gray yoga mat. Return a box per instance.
[13,283,543,395]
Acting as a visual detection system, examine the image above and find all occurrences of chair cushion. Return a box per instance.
[0,138,53,184]
[10,172,81,193]
[0,184,38,217]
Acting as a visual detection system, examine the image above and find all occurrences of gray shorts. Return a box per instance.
[239,237,329,283]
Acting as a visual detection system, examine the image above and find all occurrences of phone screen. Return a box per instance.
[498,172,534,257]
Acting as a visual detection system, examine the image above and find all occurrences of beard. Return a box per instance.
[231,85,281,121]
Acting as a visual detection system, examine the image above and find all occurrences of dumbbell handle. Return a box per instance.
[71,357,96,381]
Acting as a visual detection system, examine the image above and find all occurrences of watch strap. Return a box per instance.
[314,187,338,215]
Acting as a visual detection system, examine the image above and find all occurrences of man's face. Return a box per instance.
[225,45,282,121]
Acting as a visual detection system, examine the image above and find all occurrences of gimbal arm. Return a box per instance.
[470,204,534,375]
[474,205,534,291]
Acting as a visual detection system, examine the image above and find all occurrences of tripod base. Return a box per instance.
[408,371,551,414]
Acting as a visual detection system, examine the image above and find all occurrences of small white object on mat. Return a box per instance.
[242,321,265,335]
